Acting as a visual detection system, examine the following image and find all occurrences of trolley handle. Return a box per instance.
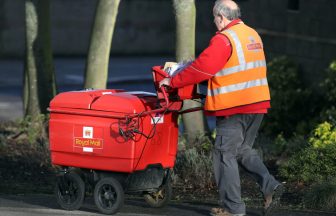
[160,85,170,105]
[152,66,169,78]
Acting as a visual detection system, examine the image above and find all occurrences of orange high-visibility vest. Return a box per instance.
[204,23,270,111]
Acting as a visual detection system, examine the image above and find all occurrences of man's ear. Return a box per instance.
[219,14,225,23]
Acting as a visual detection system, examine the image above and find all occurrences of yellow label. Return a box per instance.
[74,138,103,148]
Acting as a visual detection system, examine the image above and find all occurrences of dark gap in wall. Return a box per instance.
[288,0,300,11]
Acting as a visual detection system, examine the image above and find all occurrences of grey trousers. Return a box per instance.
[213,114,280,214]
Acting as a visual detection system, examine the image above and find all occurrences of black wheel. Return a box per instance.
[55,171,85,210]
[144,179,172,208]
[94,177,124,215]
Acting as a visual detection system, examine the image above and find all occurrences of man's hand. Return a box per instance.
[159,78,171,88]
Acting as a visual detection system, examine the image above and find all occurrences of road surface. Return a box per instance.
[0,194,234,216]
[1,194,336,216]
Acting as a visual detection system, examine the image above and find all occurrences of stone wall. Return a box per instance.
[0,0,335,85]
[242,0,336,85]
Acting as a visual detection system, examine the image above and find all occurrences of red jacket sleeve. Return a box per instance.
[170,33,232,88]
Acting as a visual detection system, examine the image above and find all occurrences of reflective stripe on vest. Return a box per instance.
[208,77,268,96]
[226,29,246,65]
[215,60,266,77]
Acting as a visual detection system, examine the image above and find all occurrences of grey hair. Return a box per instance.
[213,0,241,21]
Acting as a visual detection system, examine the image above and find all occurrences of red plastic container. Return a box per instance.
[152,66,197,102]
[152,66,197,111]
[49,89,179,173]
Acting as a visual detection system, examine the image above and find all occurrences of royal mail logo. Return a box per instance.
[83,126,93,138]
[247,43,262,50]
[247,36,262,51]
[73,126,103,153]
[74,137,103,148]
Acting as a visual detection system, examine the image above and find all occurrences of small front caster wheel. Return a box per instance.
[55,171,85,210]
[144,179,172,208]
[94,177,124,214]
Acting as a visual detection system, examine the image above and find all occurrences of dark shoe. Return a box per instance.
[210,207,246,216]
[263,184,284,216]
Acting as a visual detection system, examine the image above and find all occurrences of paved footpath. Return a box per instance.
[0,194,224,216]
[0,194,335,216]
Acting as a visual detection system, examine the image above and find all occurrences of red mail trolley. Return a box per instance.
[48,66,198,214]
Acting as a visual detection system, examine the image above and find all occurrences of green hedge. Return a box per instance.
[279,122,336,183]
[261,56,320,138]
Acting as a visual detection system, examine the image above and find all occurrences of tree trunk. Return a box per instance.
[23,0,55,147]
[23,0,56,117]
[173,0,210,142]
[84,0,121,89]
